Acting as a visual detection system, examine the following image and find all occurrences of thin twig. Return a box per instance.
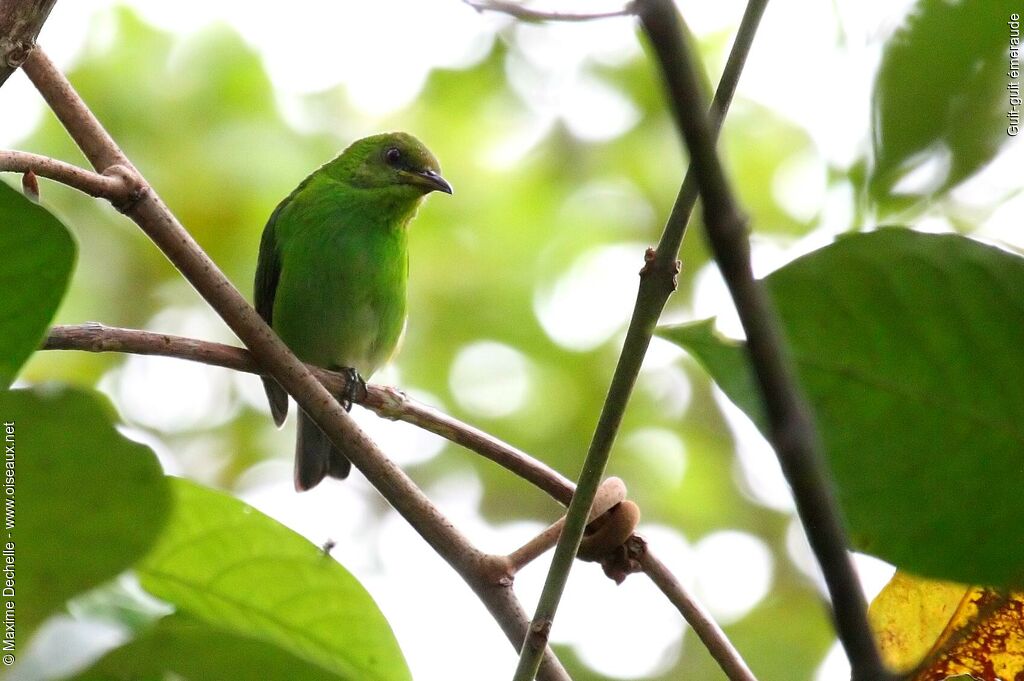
[513,2,770,679]
[380,393,576,502]
[40,322,755,681]
[503,479,626,574]
[0,0,55,87]
[18,46,570,681]
[463,0,635,23]
[0,149,129,200]
[634,1,889,679]
[639,546,758,681]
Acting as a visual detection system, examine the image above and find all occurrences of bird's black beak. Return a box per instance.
[413,169,453,195]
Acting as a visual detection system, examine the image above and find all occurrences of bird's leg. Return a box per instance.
[336,367,366,412]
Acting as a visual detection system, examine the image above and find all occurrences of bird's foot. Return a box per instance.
[337,367,366,412]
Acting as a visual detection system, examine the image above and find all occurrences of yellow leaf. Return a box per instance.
[868,570,1024,680]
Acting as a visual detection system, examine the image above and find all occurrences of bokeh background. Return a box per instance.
[4,1,1022,679]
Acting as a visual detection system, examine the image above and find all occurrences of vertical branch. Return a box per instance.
[513,2,770,679]
[635,1,889,679]
[0,0,56,87]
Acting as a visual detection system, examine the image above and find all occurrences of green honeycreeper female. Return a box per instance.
[254,133,451,491]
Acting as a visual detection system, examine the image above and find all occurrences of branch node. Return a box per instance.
[372,385,409,420]
[482,555,517,587]
[529,618,552,639]
[0,38,31,69]
[103,164,149,213]
[638,247,682,293]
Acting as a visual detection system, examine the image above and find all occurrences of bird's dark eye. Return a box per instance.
[385,147,402,167]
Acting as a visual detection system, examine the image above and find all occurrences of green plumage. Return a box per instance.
[255,132,450,491]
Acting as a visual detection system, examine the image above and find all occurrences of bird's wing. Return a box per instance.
[254,200,290,426]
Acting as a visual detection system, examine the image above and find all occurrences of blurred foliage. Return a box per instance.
[869,0,1018,209]
[3,0,1019,679]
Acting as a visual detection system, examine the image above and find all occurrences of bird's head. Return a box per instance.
[331,132,452,198]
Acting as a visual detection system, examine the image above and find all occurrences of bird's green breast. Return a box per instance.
[270,178,412,377]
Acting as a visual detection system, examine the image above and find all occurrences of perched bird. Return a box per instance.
[254,132,451,491]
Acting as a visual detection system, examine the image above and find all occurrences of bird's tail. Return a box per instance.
[294,410,352,491]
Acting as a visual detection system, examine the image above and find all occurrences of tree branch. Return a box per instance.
[638,545,758,681]
[41,323,577,502]
[514,2,769,679]
[635,1,889,679]
[41,322,756,681]
[463,0,635,23]
[0,150,130,200]
[19,46,570,681]
[0,0,55,87]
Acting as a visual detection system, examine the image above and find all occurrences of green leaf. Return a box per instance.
[663,318,766,429]
[137,478,411,681]
[0,386,170,637]
[869,0,1018,203]
[0,181,76,388]
[66,615,342,681]
[658,228,1024,586]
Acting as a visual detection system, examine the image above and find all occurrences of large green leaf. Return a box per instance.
[137,479,411,681]
[0,386,170,637]
[658,228,1024,586]
[66,615,342,681]
[869,0,1017,203]
[0,181,76,388]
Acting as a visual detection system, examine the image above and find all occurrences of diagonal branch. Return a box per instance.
[514,2,769,679]
[635,0,889,679]
[16,45,570,681]
[637,545,756,681]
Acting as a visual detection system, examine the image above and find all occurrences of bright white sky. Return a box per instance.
[4,1,1021,680]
